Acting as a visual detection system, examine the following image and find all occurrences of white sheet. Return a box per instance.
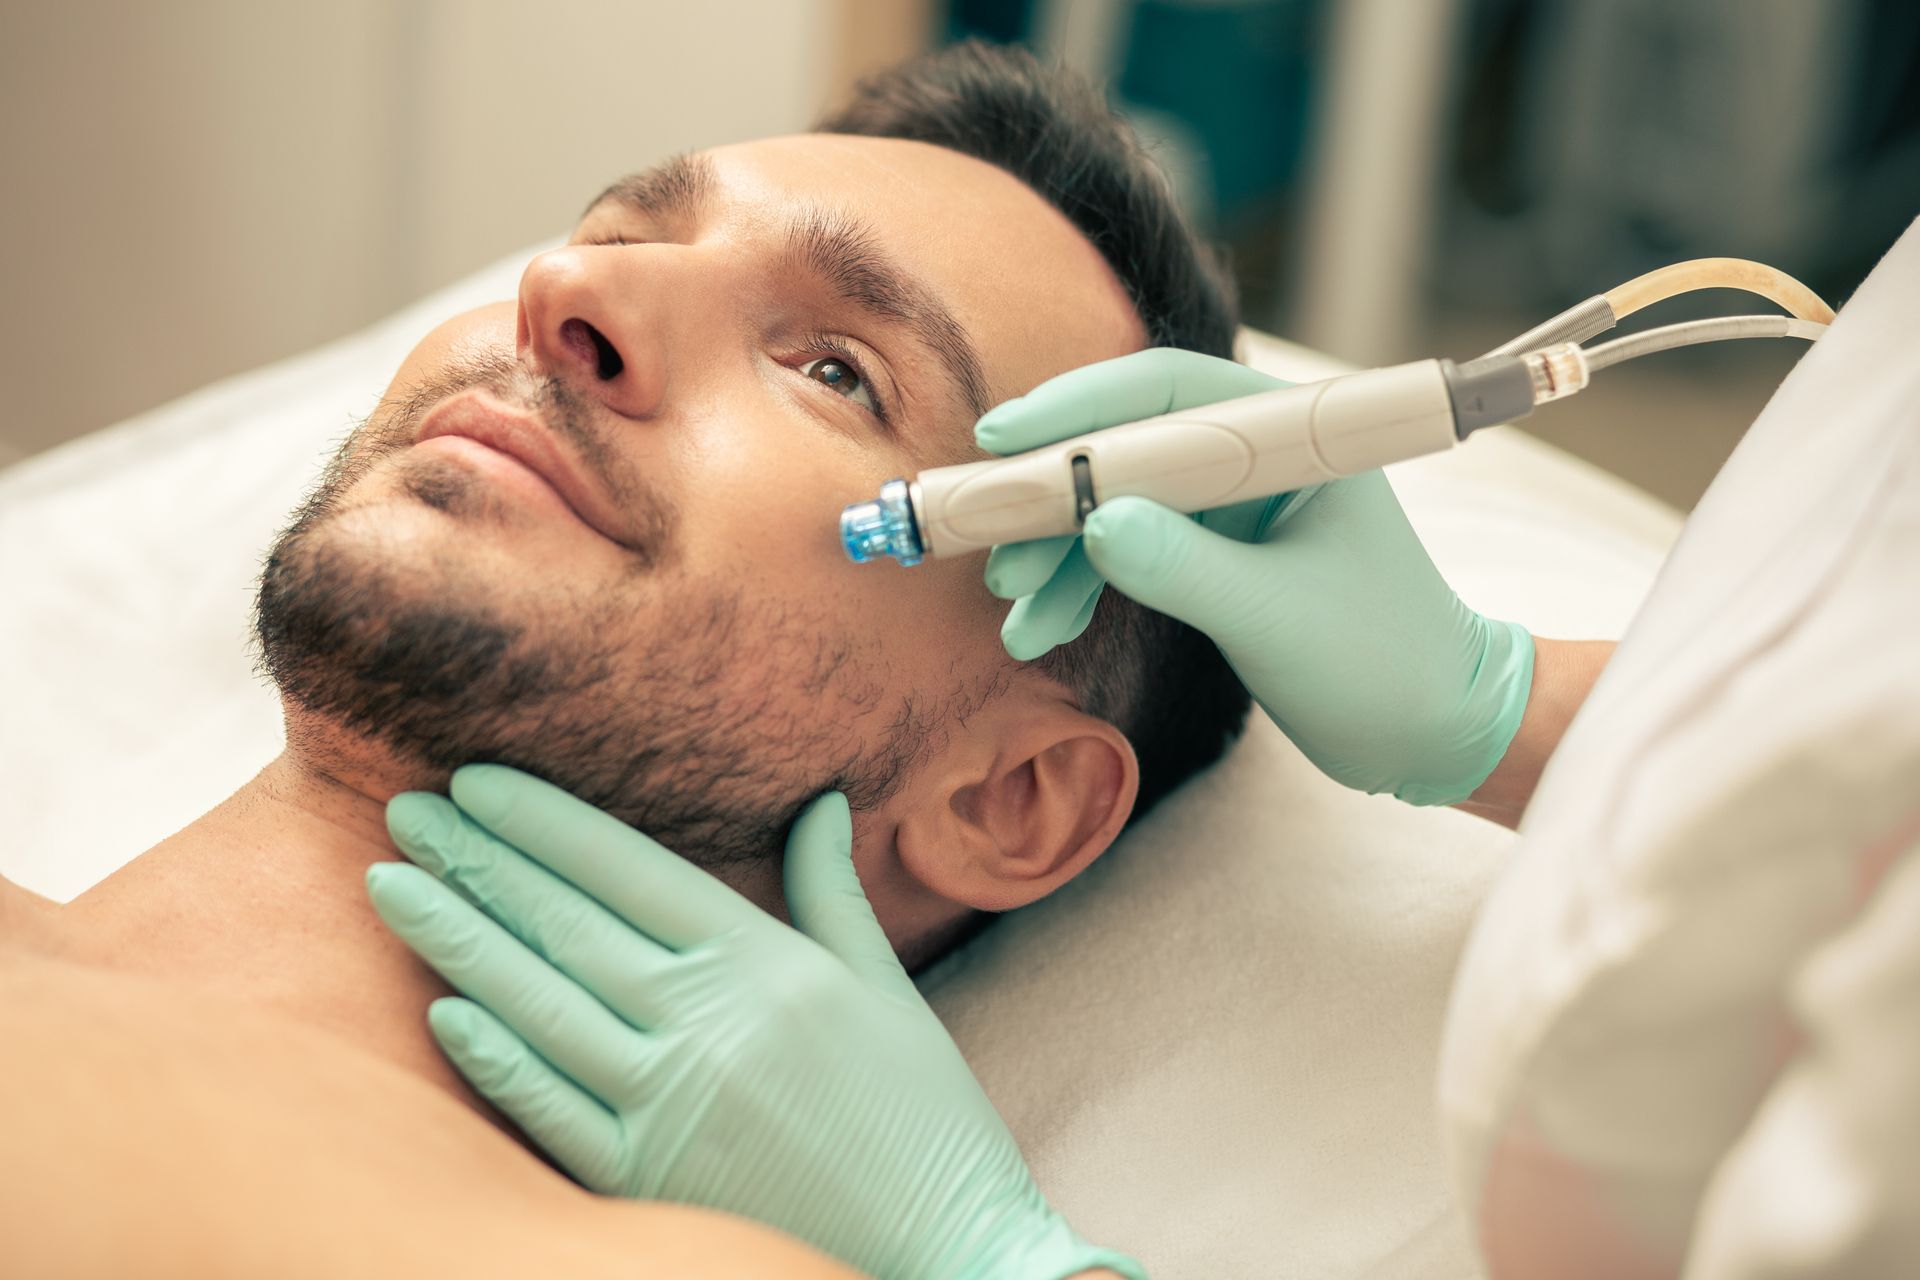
[0,244,1679,1279]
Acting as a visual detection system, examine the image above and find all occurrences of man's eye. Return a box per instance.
[800,355,878,415]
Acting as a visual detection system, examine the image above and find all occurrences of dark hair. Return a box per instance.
[817,40,1252,822]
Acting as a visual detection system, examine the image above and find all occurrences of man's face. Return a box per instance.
[257,134,1146,931]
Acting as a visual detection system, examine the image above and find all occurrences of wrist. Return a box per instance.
[1457,637,1615,828]
[1390,616,1536,808]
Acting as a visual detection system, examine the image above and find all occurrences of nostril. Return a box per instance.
[558,318,625,381]
[587,326,624,380]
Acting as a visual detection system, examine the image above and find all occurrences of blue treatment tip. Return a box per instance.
[840,478,923,566]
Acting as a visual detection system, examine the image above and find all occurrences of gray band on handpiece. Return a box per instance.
[1442,356,1537,438]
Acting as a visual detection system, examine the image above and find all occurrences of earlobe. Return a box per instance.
[895,705,1138,914]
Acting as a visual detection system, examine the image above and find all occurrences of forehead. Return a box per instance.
[615,134,1148,403]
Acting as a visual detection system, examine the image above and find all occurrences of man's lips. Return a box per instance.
[414,390,630,548]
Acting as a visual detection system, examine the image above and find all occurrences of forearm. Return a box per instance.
[1456,637,1616,829]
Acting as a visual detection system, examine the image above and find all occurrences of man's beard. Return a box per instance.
[254,354,924,867]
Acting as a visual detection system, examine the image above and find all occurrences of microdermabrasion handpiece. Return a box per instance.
[840,256,1835,566]
[840,350,1583,566]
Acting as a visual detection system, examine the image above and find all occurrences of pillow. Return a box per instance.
[1437,216,1920,1279]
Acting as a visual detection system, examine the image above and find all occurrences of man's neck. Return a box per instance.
[59,748,492,1117]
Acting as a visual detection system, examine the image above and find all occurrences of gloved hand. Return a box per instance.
[366,764,1143,1280]
[979,347,1534,806]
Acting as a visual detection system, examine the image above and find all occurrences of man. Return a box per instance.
[1,42,1243,1272]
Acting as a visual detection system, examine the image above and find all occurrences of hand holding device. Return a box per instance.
[841,257,1834,803]
[971,348,1535,806]
[842,258,1832,584]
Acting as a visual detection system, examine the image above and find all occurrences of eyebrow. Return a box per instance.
[585,152,716,227]
[585,154,995,424]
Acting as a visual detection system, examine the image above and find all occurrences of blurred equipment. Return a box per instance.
[1475,0,1918,302]
[951,0,1321,245]
[1297,0,1920,361]
[1288,0,1919,507]
[1293,0,1465,364]
[1430,0,1920,326]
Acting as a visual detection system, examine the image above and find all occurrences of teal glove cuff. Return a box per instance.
[957,1206,1147,1280]
[1393,616,1536,807]
[1026,1247,1148,1280]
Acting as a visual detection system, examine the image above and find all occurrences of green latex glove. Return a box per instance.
[367,765,1143,1280]
[978,347,1534,806]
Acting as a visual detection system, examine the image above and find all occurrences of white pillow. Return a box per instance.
[1438,217,1920,1278]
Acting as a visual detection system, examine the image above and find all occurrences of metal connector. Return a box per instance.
[1442,354,1536,438]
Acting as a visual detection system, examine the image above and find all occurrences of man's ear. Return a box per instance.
[894,697,1138,913]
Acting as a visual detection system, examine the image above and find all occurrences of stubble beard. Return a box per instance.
[253,355,919,867]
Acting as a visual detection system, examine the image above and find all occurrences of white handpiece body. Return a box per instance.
[913,358,1459,559]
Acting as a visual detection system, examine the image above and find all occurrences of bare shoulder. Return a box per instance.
[0,946,859,1279]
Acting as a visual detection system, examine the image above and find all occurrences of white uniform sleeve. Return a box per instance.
[1682,841,1920,1280]
[1437,215,1920,1279]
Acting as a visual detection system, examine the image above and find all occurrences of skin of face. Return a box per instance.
[268,134,1151,961]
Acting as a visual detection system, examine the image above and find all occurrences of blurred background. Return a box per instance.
[3,0,1914,508]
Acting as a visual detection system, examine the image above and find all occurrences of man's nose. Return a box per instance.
[515,247,670,420]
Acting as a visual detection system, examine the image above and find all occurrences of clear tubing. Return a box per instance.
[1482,258,1835,363]
[1579,315,1828,373]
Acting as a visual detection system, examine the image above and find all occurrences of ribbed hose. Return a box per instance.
[1581,314,1829,373]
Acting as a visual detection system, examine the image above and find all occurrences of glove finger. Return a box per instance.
[367,862,654,1104]
[1081,495,1274,649]
[1059,577,1103,644]
[428,998,629,1195]
[387,792,679,1028]
[1000,542,1106,661]
[782,793,919,1004]
[1197,487,1312,544]
[976,348,1285,453]
[984,535,1077,600]
[450,764,762,950]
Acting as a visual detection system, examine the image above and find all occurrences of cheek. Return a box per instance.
[668,401,1006,674]
[740,542,1008,704]
[383,303,517,400]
